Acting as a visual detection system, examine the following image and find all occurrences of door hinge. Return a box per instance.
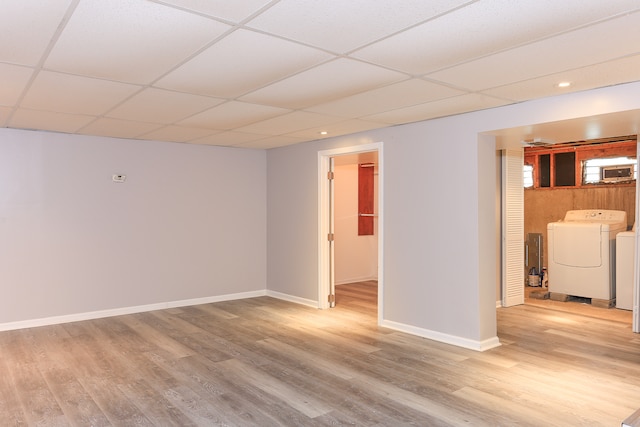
[328,294,335,304]
[327,233,334,242]
[327,171,334,180]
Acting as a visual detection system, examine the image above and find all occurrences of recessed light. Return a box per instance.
[319,131,328,135]
[557,81,571,88]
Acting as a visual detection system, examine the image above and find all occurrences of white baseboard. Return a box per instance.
[0,290,502,353]
[266,290,318,308]
[496,300,503,308]
[380,319,501,352]
[165,290,266,309]
[0,290,268,332]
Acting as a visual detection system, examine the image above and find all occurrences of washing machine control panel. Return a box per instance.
[564,209,627,223]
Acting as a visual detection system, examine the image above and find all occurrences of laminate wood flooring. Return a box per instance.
[1,281,639,426]
[524,285,633,323]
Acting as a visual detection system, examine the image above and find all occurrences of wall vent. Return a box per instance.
[601,165,634,182]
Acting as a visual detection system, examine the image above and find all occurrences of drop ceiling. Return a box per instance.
[2,0,640,149]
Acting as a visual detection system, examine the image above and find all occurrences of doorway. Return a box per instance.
[318,142,384,324]
[520,138,637,323]
[494,119,640,331]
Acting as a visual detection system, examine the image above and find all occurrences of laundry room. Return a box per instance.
[523,135,637,311]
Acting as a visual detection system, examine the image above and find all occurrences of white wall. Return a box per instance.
[0,129,266,327]
[334,163,377,284]
[266,81,640,350]
[7,82,639,345]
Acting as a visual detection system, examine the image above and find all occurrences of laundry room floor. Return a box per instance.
[524,286,633,324]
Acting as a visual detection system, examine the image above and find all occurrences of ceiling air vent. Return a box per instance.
[521,137,556,147]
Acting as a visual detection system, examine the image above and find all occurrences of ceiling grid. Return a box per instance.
[0,0,639,149]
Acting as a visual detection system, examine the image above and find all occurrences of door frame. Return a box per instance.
[318,142,384,324]
[500,136,640,332]
[634,136,640,332]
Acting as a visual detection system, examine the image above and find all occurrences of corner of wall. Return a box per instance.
[380,319,501,352]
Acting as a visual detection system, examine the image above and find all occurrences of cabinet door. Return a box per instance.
[502,149,525,307]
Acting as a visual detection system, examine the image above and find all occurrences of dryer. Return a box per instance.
[547,209,627,301]
[616,223,635,310]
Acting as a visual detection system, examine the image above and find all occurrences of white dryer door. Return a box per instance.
[552,223,602,267]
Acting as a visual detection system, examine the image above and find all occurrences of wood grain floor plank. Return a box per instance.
[10,361,67,426]
[153,352,286,427]
[118,314,196,359]
[0,331,27,426]
[256,337,356,380]
[453,357,614,426]
[246,339,458,426]
[29,326,113,426]
[217,357,333,418]
[117,378,197,427]
[452,385,566,427]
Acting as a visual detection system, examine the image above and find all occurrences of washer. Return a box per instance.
[547,209,627,301]
[616,223,635,310]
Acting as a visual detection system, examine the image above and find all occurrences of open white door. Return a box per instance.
[502,149,525,307]
[634,136,640,332]
[328,156,336,307]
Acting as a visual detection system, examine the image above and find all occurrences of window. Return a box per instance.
[539,154,550,187]
[583,157,637,184]
[523,138,636,189]
[523,164,533,188]
[554,152,576,186]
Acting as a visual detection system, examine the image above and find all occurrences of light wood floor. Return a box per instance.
[1,281,640,426]
[524,285,634,323]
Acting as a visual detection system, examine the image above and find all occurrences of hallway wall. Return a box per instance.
[0,129,267,327]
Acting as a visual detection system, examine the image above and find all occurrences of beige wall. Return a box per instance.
[524,185,636,269]
[0,128,267,327]
[334,163,378,284]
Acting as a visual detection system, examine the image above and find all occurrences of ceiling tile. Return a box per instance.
[246,0,468,53]
[191,131,266,146]
[363,93,510,125]
[21,71,141,115]
[235,135,308,150]
[285,119,389,140]
[155,0,274,23]
[178,101,290,130]
[239,58,407,109]
[79,118,162,139]
[4,1,640,148]
[483,54,640,102]
[44,0,231,84]
[0,63,34,106]
[137,125,218,143]
[9,109,96,134]
[237,111,343,135]
[426,11,640,91]
[0,0,72,66]
[353,0,640,75]
[107,88,224,124]
[155,29,332,98]
[306,79,464,118]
